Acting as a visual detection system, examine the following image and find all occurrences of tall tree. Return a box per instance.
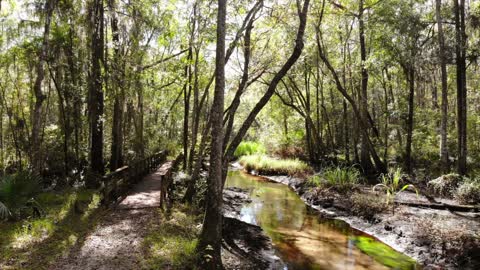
[87,0,105,186]
[453,0,467,175]
[196,0,226,268]
[358,0,375,173]
[108,0,125,171]
[436,0,449,170]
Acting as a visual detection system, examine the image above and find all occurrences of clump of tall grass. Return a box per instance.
[307,166,360,192]
[238,155,311,176]
[374,168,418,214]
[234,141,266,158]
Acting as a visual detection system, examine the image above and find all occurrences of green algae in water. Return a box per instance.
[353,236,419,270]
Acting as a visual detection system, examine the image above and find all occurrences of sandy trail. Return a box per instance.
[51,167,167,270]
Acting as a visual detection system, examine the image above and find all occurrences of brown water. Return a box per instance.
[225,170,420,270]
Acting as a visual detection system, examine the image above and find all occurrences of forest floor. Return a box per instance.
[41,168,278,270]
[258,173,480,269]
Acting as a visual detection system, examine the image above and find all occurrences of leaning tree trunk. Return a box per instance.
[224,0,311,181]
[31,0,55,175]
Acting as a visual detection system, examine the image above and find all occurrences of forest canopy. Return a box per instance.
[0,0,479,179]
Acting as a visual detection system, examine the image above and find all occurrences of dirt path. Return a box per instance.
[51,166,169,270]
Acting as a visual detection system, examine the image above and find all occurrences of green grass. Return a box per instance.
[0,189,103,270]
[308,166,360,192]
[141,204,201,269]
[234,141,266,158]
[238,154,312,176]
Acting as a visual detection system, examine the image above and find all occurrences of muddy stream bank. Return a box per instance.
[223,169,421,270]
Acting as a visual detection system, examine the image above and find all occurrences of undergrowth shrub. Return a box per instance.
[234,141,266,158]
[273,144,306,159]
[349,194,388,222]
[428,173,464,197]
[0,171,42,220]
[239,155,311,176]
[455,178,480,204]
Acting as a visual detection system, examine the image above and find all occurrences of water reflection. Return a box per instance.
[225,171,419,270]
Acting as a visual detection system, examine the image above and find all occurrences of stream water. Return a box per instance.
[225,170,420,270]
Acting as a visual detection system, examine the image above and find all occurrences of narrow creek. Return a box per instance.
[225,170,421,270]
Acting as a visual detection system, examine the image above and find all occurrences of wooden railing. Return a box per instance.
[100,150,168,204]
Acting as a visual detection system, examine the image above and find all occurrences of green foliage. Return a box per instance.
[455,178,480,204]
[0,171,42,220]
[374,168,417,206]
[322,167,360,191]
[308,167,361,192]
[234,141,266,158]
[239,155,311,176]
[428,173,464,197]
[307,175,323,187]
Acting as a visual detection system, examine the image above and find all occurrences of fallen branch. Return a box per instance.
[395,200,480,212]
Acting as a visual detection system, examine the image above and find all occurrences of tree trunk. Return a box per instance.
[453,0,467,175]
[0,106,4,174]
[315,3,385,173]
[31,0,55,175]
[49,60,70,179]
[436,0,449,170]
[196,0,226,268]
[87,0,105,186]
[182,50,192,170]
[183,119,210,204]
[135,81,144,159]
[358,0,374,173]
[108,0,124,171]
[405,66,415,174]
[224,0,311,167]
[188,46,201,174]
